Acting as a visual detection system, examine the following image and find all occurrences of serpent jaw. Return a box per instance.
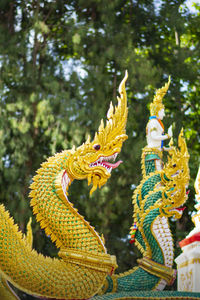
[89,153,122,174]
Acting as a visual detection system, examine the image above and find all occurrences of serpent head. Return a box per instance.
[66,71,128,195]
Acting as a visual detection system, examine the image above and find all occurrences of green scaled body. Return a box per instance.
[93,137,193,299]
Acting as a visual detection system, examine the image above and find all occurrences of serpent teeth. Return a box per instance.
[90,153,119,166]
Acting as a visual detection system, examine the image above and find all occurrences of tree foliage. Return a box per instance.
[0,1,199,298]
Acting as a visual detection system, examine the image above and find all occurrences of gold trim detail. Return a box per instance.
[142,146,163,159]
[178,258,200,269]
[141,146,163,179]
[59,248,118,273]
[137,257,176,285]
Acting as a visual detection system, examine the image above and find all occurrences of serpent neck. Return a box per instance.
[30,150,106,253]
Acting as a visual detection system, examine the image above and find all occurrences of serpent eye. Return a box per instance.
[173,164,176,168]
[94,144,101,150]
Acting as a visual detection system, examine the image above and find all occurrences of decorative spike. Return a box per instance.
[26,217,33,248]
[178,128,184,148]
[41,162,46,168]
[119,70,128,94]
[40,220,47,229]
[45,227,51,235]
[86,134,91,144]
[106,118,113,127]
[30,182,37,189]
[36,169,43,174]
[30,199,36,206]
[94,132,98,141]
[90,183,97,195]
[107,102,114,119]
[169,137,174,148]
[36,213,43,221]
[88,173,92,186]
[178,128,189,158]
[29,190,36,197]
[98,119,104,133]
[101,234,105,245]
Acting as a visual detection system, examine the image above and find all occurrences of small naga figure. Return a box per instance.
[145,77,172,172]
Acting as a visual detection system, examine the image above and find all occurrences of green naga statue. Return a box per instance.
[0,73,199,300]
[95,128,190,299]
[93,80,190,299]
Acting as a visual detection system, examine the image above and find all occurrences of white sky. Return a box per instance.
[185,0,199,13]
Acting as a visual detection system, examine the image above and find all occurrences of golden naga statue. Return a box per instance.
[0,72,128,299]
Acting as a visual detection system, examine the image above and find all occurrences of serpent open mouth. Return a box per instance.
[169,190,189,216]
[89,153,122,173]
[173,206,186,213]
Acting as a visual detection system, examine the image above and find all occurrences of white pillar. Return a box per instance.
[175,235,200,292]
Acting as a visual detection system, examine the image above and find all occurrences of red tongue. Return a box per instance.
[176,207,186,212]
[102,160,123,169]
